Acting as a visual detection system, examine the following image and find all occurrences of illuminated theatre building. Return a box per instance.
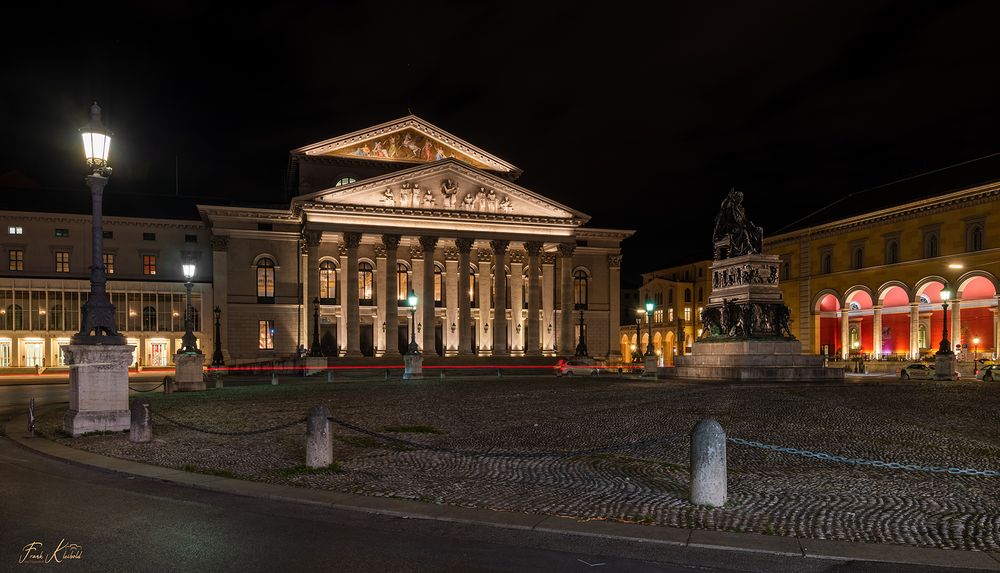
[622,180,1000,364]
[0,117,631,367]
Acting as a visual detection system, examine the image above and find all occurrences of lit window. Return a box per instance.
[319,260,337,302]
[654,310,663,323]
[358,261,374,303]
[258,320,274,350]
[397,263,409,302]
[434,265,444,307]
[8,249,23,271]
[684,307,692,322]
[103,253,115,274]
[143,255,157,275]
[55,251,70,273]
[697,306,703,319]
[573,270,588,309]
[256,257,275,300]
[8,226,22,235]
[335,177,357,187]
[849,301,861,311]
[469,267,477,304]
[918,324,928,348]
[668,308,674,322]
[55,228,69,237]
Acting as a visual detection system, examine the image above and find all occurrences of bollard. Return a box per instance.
[497,368,502,378]
[440,369,445,379]
[129,398,153,443]
[163,376,174,394]
[327,370,333,383]
[690,418,727,507]
[385,369,389,381]
[216,376,224,390]
[271,371,278,385]
[305,405,333,468]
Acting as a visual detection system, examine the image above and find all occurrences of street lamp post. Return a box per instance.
[180,262,200,353]
[938,287,953,355]
[934,285,958,381]
[407,289,419,354]
[574,310,588,357]
[309,297,322,356]
[211,306,225,366]
[634,312,643,362]
[645,300,655,355]
[973,336,981,374]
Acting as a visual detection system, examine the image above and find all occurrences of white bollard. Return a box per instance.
[129,398,153,443]
[305,405,333,468]
[690,418,727,507]
[271,371,278,385]
[327,370,333,383]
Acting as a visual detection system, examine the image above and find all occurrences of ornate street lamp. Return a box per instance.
[645,299,655,355]
[211,306,225,366]
[633,311,643,362]
[309,297,323,356]
[938,286,953,355]
[574,309,588,357]
[407,289,419,354]
[179,262,200,353]
[74,103,123,344]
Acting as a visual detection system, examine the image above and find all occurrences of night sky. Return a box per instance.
[3,2,1000,284]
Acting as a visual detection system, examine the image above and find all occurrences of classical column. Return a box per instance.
[444,247,459,354]
[210,236,230,362]
[337,244,348,356]
[456,238,474,356]
[420,236,438,355]
[839,308,849,359]
[344,232,362,357]
[542,252,556,351]
[491,240,510,356]
[410,244,424,351]
[524,242,543,356]
[951,299,962,354]
[909,303,920,360]
[872,305,882,358]
[608,253,622,360]
[374,243,387,356]
[477,248,493,353]
[509,250,524,352]
[558,243,576,355]
[382,234,401,356]
[304,231,321,354]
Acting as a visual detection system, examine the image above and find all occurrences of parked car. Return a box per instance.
[899,363,959,381]
[975,364,998,382]
[555,357,600,376]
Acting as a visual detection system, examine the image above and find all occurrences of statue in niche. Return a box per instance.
[475,187,486,212]
[381,187,394,205]
[440,178,459,208]
[486,189,498,212]
[499,195,513,213]
[713,188,764,259]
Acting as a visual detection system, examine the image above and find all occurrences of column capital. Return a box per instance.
[490,239,510,254]
[608,254,622,268]
[524,241,545,256]
[419,236,439,253]
[558,243,576,257]
[443,247,459,261]
[303,230,322,247]
[477,248,493,263]
[338,244,348,257]
[409,245,424,260]
[455,237,476,254]
[381,234,401,250]
[541,253,557,265]
[343,232,363,249]
[374,245,387,259]
[210,235,229,252]
[509,250,525,264]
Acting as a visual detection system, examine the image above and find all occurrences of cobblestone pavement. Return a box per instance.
[35,375,1000,551]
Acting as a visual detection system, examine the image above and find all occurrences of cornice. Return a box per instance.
[198,205,300,224]
[0,210,204,229]
[299,201,582,227]
[576,227,636,240]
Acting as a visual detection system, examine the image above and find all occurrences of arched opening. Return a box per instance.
[815,293,841,358]
[319,260,337,303]
[573,269,589,309]
[434,264,445,307]
[844,289,873,356]
[956,274,998,358]
[878,284,911,357]
[915,278,948,357]
[620,334,631,362]
[256,257,275,302]
[358,261,375,305]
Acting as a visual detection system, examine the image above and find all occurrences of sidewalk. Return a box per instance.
[6,414,1000,571]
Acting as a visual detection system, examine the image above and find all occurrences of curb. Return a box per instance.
[6,415,1000,571]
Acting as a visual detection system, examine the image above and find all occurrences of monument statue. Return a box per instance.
[712,188,764,259]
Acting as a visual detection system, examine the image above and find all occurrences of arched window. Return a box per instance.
[142,306,157,331]
[319,260,337,302]
[968,224,984,251]
[256,257,275,301]
[334,177,357,187]
[683,288,692,303]
[924,233,939,258]
[886,241,899,265]
[573,270,588,309]
[918,323,929,348]
[358,261,375,304]
[434,264,444,307]
[821,253,832,274]
[849,326,860,351]
[469,266,477,305]
[852,247,864,270]
[396,263,410,303]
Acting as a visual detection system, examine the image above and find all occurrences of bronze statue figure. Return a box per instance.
[712,188,764,259]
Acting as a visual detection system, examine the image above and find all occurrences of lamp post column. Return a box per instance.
[646,311,654,355]
[635,316,643,361]
[212,306,224,366]
[310,298,321,356]
[935,289,956,381]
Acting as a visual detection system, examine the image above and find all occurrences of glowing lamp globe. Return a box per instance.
[407,290,418,308]
[645,300,654,313]
[940,288,952,302]
[80,102,112,170]
[182,263,196,279]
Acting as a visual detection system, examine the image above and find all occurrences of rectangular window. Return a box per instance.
[184,234,197,243]
[103,230,114,239]
[55,251,70,272]
[8,249,23,271]
[8,226,22,235]
[55,228,69,237]
[258,320,274,350]
[143,232,156,241]
[684,307,692,322]
[143,254,157,275]
[780,261,790,280]
[103,253,115,274]
[668,308,675,322]
[697,306,703,319]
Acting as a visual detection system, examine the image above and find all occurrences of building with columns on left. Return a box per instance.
[203,116,632,362]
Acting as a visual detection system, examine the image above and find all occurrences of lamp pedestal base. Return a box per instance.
[63,344,134,437]
[403,354,423,379]
[643,355,659,376]
[174,352,206,391]
[934,352,957,381]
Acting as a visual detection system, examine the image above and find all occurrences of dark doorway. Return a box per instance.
[361,324,374,357]
[398,324,408,354]
[434,323,443,356]
[320,327,337,357]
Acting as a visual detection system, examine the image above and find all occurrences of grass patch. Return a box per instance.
[382,425,444,434]
[276,462,342,476]
[180,464,237,479]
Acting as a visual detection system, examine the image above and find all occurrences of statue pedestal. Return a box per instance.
[174,352,206,391]
[643,355,659,376]
[63,344,134,437]
[665,339,844,382]
[934,352,957,381]
[403,354,423,379]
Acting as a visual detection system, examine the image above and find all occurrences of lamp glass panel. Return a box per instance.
[182,263,196,278]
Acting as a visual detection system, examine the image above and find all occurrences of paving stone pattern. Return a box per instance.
[37,377,1000,550]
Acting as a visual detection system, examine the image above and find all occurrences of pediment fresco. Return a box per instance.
[322,128,491,169]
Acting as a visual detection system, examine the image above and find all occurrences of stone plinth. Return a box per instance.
[403,354,423,379]
[664,339,844,382]
[643,355,659,376]
[63,344,134,437]
[174,352,206,392]
[934,352,957,380]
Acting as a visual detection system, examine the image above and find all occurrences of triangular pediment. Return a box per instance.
[293,160,587,222]
[292,116,518,174]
